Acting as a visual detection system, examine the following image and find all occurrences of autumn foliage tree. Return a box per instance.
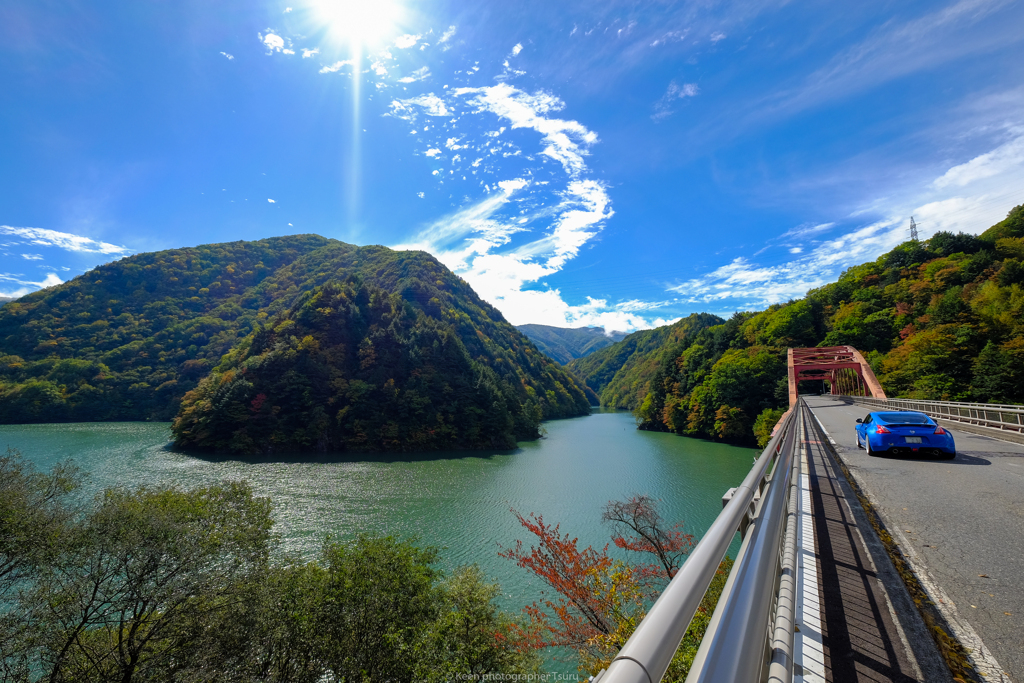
[502,495,729,679]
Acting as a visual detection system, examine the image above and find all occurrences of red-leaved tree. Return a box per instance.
[603,494,694,581]
[501,495,697,666]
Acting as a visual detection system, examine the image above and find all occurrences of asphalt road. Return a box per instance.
[804,396,1024,683]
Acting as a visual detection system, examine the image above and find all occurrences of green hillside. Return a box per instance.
[570,204,1024,445]
[0,237,590,443]
[516,324,626,364]
[174,282,545,453]
[567,313,724,406]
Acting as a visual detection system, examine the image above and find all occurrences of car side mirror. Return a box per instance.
[855,418,863,423]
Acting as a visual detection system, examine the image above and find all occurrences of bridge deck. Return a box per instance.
[804,396,1022,683]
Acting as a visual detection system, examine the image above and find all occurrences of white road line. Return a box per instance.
[888,526,1012,683]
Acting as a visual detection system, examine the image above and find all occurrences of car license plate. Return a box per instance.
[905,437,922,444]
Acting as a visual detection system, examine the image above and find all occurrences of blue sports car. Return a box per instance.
[855,411,956,458]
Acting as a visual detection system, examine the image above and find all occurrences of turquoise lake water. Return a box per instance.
[2,409,756,670]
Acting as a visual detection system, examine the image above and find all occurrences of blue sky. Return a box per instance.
[2,0,1023,331]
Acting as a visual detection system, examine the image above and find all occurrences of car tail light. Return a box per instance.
[934,426,947,435]
[875,425,891,434]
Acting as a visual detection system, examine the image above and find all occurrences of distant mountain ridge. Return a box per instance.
[0,236,590,451]
[515,324,627,364]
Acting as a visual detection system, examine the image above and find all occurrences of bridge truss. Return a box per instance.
[787,345,886,406]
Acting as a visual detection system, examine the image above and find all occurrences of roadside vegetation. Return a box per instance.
[569,204,1024,445]
[0,448,540,682]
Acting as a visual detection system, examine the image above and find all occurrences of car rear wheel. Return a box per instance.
[866,438,882,457]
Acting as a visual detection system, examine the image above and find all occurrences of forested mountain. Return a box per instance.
[0,237,590,449]
[567,313,724,406]
[0,297,13,307]
[515,324,627,364]
[569,204,1024,445]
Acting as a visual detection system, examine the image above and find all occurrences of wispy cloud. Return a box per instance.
[21,254,43,260]
[0,271,63,299]
[670,126,1024,310]
[762,0,1019,120]
[398,66,431,83]
[390,94,450,117]
[320,60,355,74]
[301,48,319,59]
[933,128,1024,188]
[439,25,456,50]
[0,226,130,255]
[452,84,599,177]
[652,80,699,121]
[219,51,234,60]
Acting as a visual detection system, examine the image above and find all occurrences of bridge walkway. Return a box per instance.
[805,395,1022,683]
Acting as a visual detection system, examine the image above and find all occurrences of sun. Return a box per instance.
[307,0,404,52]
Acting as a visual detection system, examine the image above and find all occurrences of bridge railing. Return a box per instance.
[598,401,807,683]
[834,395,1024,436]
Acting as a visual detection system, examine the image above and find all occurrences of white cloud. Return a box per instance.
[424,148,442,158]
[389,94,451,118]
[261,32,285,52]
[670,257,832,307]
[0,271,63,299]
[932,129,1024,189]
[652,81,700,121]
[0,226,130,255]
[394,174,622,328]
[267,198,276,203]
[220,51,234,60]
[511,43,523,56]
[710,32,727,43]
[21,254,43,260]
[765,0,1020,120]
[668,126,1024,310]
[283,6,293,12]
[302,48,319,59]
[398,66,431,83]
[320,60,354,74]
[650,30,689,48]
[439,25,456,47]
[780,222,837,239]
[453,84,598,176]
[417,192,425,198]
[395,34,421,49]
[282,48,295,55]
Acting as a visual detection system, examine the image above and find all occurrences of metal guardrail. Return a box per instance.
[835,395,1024,435]
[599,401,808,683]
